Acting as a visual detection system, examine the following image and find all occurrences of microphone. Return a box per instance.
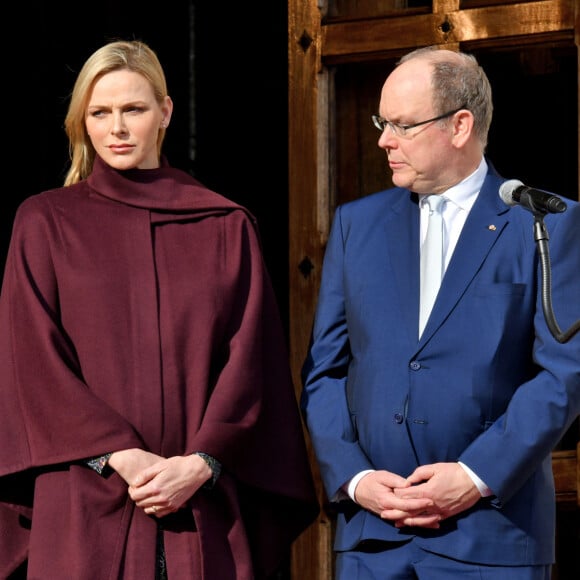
[499,179,567,214]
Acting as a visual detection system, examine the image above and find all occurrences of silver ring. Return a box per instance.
[151,506,159,513]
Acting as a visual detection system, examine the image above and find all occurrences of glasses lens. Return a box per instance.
[372,115,393,132]
[372,116,408,137]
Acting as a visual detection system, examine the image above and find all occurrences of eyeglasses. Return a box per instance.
[371,106,465,137]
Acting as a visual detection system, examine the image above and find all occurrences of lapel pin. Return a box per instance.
[488,225,497,231]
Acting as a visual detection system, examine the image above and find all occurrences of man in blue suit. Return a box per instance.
[301,46,580,579]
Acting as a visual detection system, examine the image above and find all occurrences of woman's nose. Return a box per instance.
[111,114,127,135]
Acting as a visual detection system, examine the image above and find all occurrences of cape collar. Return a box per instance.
[87,155,242,214]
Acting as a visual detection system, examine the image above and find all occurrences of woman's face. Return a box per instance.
[85,69,172,171]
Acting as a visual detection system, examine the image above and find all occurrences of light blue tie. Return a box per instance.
[419,195,446,337]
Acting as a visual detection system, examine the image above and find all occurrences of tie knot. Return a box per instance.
[426,194,446,213]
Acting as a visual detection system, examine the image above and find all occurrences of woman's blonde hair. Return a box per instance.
[63,40,169,186]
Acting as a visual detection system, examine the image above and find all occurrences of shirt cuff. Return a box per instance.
[458,461,493,497]
[344,469,375,502]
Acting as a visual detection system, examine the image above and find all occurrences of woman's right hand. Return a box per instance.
[128,454,212,518]
[107,448,164,485]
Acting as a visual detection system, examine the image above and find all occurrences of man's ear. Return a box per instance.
[451,109,474,148]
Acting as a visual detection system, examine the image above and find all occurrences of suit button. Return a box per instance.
[409,360,421,370]
[394,413,404,423]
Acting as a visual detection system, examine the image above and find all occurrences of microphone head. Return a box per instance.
[499,179,524,206]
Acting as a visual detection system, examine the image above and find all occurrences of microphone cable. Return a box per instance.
[533,216,580,343]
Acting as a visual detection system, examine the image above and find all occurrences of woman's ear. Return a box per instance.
[161,96,174,128]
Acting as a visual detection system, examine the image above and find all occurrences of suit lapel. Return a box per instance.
[419,172,510,342]
[384,191,422,343]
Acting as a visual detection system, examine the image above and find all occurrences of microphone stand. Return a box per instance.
[530,195,580,343]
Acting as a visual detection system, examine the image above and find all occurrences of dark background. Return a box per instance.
[4,1,290,315]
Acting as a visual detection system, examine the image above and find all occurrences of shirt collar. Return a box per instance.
[419,157,487,211]
[441,158,487,211]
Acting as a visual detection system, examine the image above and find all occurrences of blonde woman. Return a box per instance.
[0,40,318,579]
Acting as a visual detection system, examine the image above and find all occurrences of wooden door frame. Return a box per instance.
[288,2,580,578]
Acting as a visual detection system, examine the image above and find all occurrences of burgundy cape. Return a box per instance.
[0,156,318,579]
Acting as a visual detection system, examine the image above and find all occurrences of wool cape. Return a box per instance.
[0,156,318,579]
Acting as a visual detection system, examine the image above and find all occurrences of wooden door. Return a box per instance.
[288,1,580,578]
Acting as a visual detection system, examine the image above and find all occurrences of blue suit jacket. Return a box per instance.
[301,167,580,565]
